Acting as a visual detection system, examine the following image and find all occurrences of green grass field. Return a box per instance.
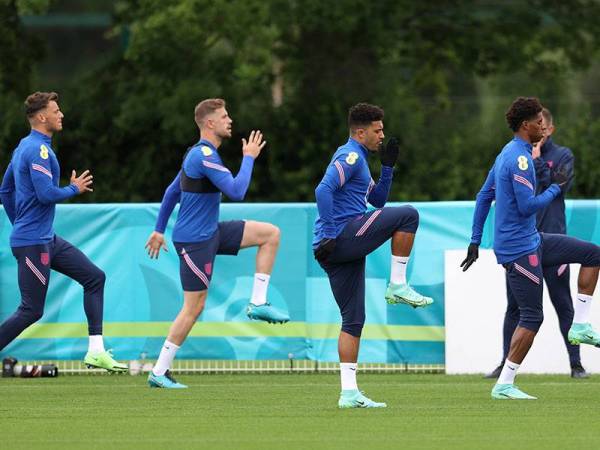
[2,373,600,449]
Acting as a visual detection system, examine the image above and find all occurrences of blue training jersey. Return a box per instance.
[154,139,255,243]
[470,135,561,264]
[313,137,393,246]
[0,130,78,247]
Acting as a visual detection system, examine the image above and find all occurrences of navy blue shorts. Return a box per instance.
[316,206,419,336]
[504,232,600,332]
[174,220,245,292]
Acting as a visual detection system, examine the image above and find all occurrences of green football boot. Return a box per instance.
[491,383,537,400]
[385,282,434,308]
[84,349,128,372]
[568,323,600,347]
[338,389,387,408]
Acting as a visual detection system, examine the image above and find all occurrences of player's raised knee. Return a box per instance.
[390,204,419,232]
[402,204,419,224]
[342,322,364,338]
[269,224,281,245]
[88,266,106,288]
[257,222,280,246]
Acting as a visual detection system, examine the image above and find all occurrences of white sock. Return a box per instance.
[573,293,593,324]
[153,340,180,376]
[340,362,358,391]
[250,273,270,306]
[390,255,409,285]
[497,359,520,385]
[88,335,105,353]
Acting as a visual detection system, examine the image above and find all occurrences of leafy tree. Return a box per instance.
[4,0,600,202]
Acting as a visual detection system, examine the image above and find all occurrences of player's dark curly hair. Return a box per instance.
[348,103,384,130]
[505,97,543,132]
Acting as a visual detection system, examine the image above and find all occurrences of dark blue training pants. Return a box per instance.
[317,206,419,337]
[503,233,600,336]
[502,263,580,365]
[0,235,105,351]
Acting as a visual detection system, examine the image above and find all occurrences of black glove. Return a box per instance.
[314,238,336,263]
[551,165,573,195]
[379,137,400,168]
[460,243,479,272]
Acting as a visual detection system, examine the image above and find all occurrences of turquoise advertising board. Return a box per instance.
[1,201,598,362]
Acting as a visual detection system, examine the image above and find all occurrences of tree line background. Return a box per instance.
[2,0,600,203]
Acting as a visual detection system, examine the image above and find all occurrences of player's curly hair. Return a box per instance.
[348,103,384,130]
[505,97,543,132]
[24,91,58,118]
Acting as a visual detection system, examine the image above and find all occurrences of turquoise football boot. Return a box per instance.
[338,389,387,408]
[84,349,128,372]
[385,282,434,308]
[147,370,187,389]
[246,302,290,324]
[568,323,600,347]
[491,384,537,400]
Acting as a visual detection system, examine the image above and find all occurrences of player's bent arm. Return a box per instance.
[206,156,255,201]
[367,166,393,208]
[30,168,78,205]
[155,171,182,233]
[0,163,17,224]
[513,180,560,216]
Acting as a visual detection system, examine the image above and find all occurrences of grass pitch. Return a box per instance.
[2,373,600,450]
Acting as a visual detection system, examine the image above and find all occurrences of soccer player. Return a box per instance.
[461,97,600,399]
[144,98,289,389]
[0,92,126,372]
[313,102,433,408]
[485,107,588,379]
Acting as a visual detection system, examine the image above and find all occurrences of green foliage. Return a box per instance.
[3,0,600,201]
[0,0,47,167]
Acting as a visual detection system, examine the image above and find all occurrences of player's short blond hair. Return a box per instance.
[194,98,226,128]
[541,107,553,126]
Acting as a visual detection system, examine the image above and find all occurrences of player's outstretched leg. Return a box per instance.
[48,237,128,373]
[384,226,433,308]
[567,267,600,347]
[240,221,290,324]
